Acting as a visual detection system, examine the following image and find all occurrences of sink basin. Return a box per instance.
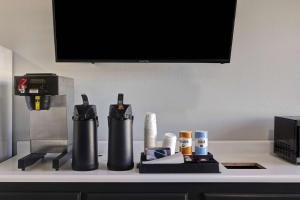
[222,162,266,169]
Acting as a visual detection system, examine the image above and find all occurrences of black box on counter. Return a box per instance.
[138,152,220,173]
[274,116,300,164]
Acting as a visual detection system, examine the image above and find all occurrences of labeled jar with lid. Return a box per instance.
[179,131,193,155]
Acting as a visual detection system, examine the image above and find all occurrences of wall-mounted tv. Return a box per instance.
[53,1,237,63]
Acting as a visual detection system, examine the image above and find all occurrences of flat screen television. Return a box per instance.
[53,1,237,63]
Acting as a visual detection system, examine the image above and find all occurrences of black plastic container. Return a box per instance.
[107,94,134,171]
[72,94,99,171]
[138,152,220,173]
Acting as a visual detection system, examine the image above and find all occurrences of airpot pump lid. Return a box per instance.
[108,93,133,120]
[73,94,98,121]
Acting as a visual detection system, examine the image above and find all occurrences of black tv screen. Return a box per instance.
[53,1,237,63]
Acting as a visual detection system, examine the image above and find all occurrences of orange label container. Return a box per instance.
[179,131,193,155]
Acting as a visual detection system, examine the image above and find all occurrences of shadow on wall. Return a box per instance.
[0,83,10,161]
[0,83,8,140]
[91,63,202,113]
[89,63,204,140]
[13,53,46,74]
[11,53,276,142]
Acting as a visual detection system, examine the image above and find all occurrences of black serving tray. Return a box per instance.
[138,152,220,174]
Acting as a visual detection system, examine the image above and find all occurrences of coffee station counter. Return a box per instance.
[1,141,300,200]
[0,140,298,183]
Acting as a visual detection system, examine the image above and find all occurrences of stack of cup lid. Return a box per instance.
[162,132,177,155]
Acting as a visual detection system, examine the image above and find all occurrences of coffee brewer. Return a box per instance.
[14,73,74,170]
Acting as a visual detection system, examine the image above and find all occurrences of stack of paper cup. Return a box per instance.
[162,132,177,155]
[144,112,157,151]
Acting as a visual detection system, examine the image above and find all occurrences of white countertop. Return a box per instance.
[0,141,299,183]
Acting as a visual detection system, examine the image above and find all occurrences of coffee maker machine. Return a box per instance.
[14,73,74,170]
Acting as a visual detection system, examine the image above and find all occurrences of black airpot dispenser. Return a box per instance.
[72,94,99,171]
[107,94,134,171]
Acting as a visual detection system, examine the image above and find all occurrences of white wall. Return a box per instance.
[0,45,12,161]
[0,0,300,149]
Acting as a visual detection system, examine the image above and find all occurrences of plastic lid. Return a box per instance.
[73,94,98,121]
[108,94,133,120]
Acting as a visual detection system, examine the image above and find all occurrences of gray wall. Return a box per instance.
[0,0,300,148]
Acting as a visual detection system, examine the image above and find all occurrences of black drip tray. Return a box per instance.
[222,162,266,169]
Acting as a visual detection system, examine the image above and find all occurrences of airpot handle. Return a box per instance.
[117,93,124,110]
[81,94,89,106]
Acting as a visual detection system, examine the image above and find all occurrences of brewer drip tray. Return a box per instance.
[222,162,266,169]
[18,151,72,171]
